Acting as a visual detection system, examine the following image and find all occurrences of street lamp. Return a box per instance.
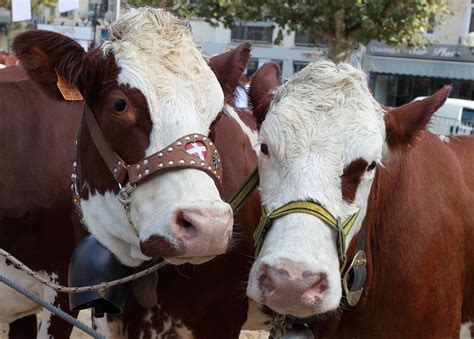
[79,0,113,48]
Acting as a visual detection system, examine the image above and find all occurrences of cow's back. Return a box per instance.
[0,65,83,259]
[445,135,474,326]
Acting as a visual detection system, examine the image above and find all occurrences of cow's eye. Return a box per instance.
[112,99,128,112]
[367,161,377,171]
[260,144,269,155]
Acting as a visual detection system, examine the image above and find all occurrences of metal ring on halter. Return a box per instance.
[118,182,139,234]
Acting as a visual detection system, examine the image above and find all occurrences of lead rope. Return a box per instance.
[0,275,105,339]
[0,248,166,294]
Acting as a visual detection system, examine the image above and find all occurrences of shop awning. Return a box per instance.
[364,55,474,80]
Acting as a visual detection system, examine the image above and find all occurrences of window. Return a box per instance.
[293,61,309,74]
[60,10,74,18]
[372,73,397,107]
[294,31,326,47]
[462,108,474,127]
[412,77,432,98]
[246,58,259,78]
[426,15,435,34]
[231,24,273,44]
[471,6,474,32]
[246,58,283,78]
[295,31,314,47]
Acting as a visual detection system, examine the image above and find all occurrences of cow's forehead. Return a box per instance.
[98,8,223,132]
[262,61,385,163]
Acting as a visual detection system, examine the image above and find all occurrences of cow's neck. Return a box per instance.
[335,136,442,331]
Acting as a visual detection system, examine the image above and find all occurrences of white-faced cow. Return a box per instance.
[13,7,233,268]
[247,60,474,337]
[92,41,273,339]
[1,7,260,338]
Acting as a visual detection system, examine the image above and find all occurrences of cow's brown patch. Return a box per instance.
[140,235,184,258]
[341,158,368,203]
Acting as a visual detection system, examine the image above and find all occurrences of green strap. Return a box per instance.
[227,168,360,268]
[228,167,259,212]
[253,201,359,266]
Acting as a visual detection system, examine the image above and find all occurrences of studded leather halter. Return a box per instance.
[72,105,223,231]
[83,105,222,187]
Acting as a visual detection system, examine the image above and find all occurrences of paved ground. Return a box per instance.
[1,311,269,338]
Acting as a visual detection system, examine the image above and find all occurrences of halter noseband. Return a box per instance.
[254,201,359,267]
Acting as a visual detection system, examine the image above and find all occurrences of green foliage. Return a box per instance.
[148,0,452,62]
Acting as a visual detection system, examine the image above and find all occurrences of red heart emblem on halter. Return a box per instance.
[185,141,207,161]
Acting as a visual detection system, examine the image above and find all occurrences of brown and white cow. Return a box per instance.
[247,60,474,337]
[1,7,259,338]
[13,7,233,268]
[92,40,273,339]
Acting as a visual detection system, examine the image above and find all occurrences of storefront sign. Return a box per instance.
[367,41,474,63]
[303,52,323,59]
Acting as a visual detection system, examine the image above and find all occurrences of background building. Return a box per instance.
[0,0,118,51]
[190,19,353,81]
[365,0,474,106]
[1,0,473,106]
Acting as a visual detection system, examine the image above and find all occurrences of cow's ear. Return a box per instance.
[13,30,88,101]
[209,42,251,105]
[249,62,281,129]
[384,85,451,149]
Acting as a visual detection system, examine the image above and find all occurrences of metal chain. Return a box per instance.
[269,314,287,338]
[0,248,166,293]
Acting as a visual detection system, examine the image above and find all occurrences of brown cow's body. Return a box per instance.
[0,65,83,337]
[310,133,474,337]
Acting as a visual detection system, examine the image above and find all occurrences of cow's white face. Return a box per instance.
[247,61,385,317]
[81,8,230,266]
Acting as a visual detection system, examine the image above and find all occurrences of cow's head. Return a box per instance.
[13,8,234,267]
[246,60,450,317]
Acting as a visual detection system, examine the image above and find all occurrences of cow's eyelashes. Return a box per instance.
[112,99,128,113]
[367,161,377,171]
[260,143,269,155]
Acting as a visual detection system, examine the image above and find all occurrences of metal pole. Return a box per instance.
[116,0,121,20]
[92,4,98,48]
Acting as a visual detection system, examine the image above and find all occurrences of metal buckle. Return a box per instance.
[342,250,367,306]
[118,183,139,235]
[118,183,137,206]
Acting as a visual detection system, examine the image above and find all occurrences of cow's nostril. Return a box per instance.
[258,270,276,296]
[175,211,198,238]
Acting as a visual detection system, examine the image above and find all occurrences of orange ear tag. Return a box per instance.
[56,73,83,101]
